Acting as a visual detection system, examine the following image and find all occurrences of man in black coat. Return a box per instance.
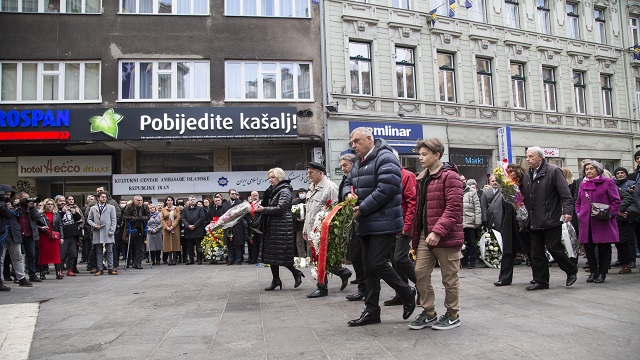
[222,189,246,265]
[122,195,150,269]
[343,127,416,326]
[522,147,577,290]
[182,195,206,264]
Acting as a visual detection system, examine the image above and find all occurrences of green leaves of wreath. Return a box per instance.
[89,108,123,139]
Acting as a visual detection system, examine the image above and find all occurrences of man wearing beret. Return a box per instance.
[304,162,352,298]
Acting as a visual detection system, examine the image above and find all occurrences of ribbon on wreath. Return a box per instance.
[317,203,343,285]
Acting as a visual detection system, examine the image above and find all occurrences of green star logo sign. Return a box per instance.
[89,108,123,139]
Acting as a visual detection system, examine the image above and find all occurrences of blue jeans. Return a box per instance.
[22,235,37,278]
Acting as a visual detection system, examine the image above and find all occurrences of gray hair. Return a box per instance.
[54,195,65,202]
[583,160,604,175]
[526,146,545,159]
[350,126,372,138]
[339,153,357,163]
[268,167,286,181]
[466,179,477,186]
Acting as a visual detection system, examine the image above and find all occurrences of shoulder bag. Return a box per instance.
[585,192,611,220]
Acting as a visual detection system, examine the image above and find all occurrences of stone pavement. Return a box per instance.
[1,260,639,360]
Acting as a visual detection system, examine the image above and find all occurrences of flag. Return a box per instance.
[449,0,456,18]
[429,9,438,26]
[634,45,640,61]
[465,0,473,9]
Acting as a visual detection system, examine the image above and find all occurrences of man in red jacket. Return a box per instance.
[383,149,417,306]
[410,138,463,331]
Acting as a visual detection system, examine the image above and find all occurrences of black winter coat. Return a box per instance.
[617,189,637,243]
[261,180,295,266]
[343,138,403,236]
[522,161,573,230]
[182,205,206,239]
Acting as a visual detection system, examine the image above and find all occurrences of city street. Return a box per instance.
[1,259,639,360]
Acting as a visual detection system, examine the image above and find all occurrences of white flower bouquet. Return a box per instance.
[479,228,503,268]
[206,201,252,234]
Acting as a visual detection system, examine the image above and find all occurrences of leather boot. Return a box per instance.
[39,270,46,280]
[619,264,632,274]
[265,278,282,291]
[293,269,305,288]
[307,283,328,298]
[337,268,352,291]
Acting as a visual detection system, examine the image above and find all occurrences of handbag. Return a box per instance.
[585,192,610,220]
[249,214,266,234]
[49,230,61,240]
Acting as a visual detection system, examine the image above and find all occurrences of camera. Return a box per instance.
[21,197,40,204]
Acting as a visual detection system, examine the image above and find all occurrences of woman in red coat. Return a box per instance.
[575,161,621,283]
[38,198,64,280]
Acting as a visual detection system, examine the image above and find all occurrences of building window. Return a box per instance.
[468,0,485,22]
[0,61,100,103]
[476,58,493,106]
[601,75,612,116]
[542,66,556,112]
[510,62,526,108]
[231,147,305,171]
[349,42,372,96]
[225,0,310,17]
[594,8,606,44]
[119,60,209,101]
[573,71,586,114]
[505,0,520,29]
[630,17,640,46]
[567,2,579,39]
[438,53,456,102]
[430,0,448,16]
[0,0,101,13]
[395,47,415,99]
[120,0,208,15]
[225,61,311,101]
[391,0,409,9]
[536,0,550,34]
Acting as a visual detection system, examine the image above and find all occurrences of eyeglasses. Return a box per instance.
[230,193,238,196]
[46,203,54,206]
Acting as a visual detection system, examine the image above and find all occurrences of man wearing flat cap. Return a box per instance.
[303,162,352,297]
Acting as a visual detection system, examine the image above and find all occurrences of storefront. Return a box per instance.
[0,105,322,202]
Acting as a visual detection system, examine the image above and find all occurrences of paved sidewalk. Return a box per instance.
[0,260,639,360]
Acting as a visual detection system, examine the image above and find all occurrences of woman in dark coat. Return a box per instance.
[615,189,638,274]
[576,160,621,283]
[254,167,304,291]
[494,164,531,286]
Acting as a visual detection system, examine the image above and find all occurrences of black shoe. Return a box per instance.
[293,270,305,288]
[566,272,577,287]
[530,279,535,284]
[18,278,33,287]
[467,262,476,269]
[0,283,9,291]
[402,288,417,320]
[134,266,143,269]
[594,274,606,283]
[29,276,42,283]
[586,273,596,283]
[345,292,364,301]
[307,286,328,298]
[494,280,511,286]
[265,279,282,291]
[526,282,549,290]
[383,294,403,306]
[612,260,622,267]
[348,310,381,326]
[339,270,352,291]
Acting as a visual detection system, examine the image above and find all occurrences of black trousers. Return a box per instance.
[389,234,416,285]
[130,233,145,267]
[248,232,261,263]
[462,228,477,266]
[498,231,531,284]
[530,225,577,285]
[184,237,198,262]
[348,233,365,293]
[361,233,413,313]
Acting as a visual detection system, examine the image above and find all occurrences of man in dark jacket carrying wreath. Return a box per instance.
[343,127,416,327]
[522,146,578,290]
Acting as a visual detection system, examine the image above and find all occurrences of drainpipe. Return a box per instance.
[319,0,331,179]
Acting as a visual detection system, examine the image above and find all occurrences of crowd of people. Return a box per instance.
[2,130,638,332]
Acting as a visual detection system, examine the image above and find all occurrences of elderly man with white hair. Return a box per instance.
[522,146,578,290]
